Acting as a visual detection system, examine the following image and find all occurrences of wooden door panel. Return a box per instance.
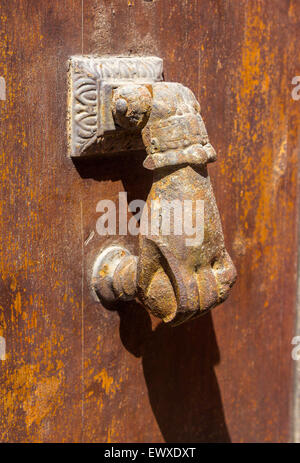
[0,0,299,442]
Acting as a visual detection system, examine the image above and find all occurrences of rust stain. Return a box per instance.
[230,4,290,276]
[23,372,63,431]
[93,368,122,397]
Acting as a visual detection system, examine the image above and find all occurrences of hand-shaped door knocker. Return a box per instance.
[68,56,236,325]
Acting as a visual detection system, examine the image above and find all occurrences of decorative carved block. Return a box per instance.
[67,56,163,157]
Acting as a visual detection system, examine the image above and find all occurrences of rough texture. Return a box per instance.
[138,82,236,324]
[0,0,299,443]
[101,80,236,324]
[68,55,163,156]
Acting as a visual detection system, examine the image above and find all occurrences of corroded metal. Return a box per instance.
[138,82,236,324]
[68,56,163,157]
[76,56,236,325]
[92,246,137,303]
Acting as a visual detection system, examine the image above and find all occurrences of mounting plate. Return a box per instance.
[67,56,163,157]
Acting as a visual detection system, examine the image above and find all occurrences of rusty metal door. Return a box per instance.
[0,0,299,443]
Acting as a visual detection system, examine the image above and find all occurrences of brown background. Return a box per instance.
[0,0,299,442]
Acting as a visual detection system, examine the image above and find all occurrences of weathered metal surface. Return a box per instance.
[0,0,299,444]
[137,166,237,325]
[68,56,163,157]
[139,82,236,324]
[142,83,216,169]
[91,246,133,303]
[93,79,236,324]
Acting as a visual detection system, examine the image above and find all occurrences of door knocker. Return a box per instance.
[68,56,236,325]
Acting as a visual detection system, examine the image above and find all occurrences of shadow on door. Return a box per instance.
[117,301,230,443]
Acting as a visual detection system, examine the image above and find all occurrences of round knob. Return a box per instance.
[112,84,152,129]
